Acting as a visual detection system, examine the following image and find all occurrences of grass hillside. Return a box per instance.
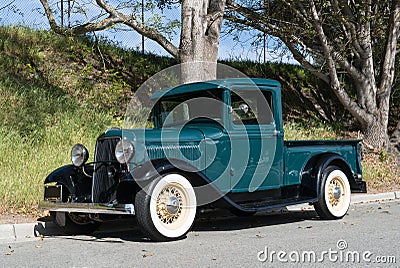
[0,26,398,215]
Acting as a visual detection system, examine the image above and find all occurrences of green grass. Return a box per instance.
[283,118,344,140]
[0,26,174,117]
[0,74,113,214]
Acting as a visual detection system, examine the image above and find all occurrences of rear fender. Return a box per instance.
[301,153,357,199]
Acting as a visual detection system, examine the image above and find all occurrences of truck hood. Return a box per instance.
[103,123,225,143]
[101,123,225,166]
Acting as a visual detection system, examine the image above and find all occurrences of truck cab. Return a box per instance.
[40,78,366,241]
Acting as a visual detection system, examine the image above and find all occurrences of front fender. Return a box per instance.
[44,164,77,196]
[124,158,228,206]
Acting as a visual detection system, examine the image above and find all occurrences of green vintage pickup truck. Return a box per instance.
[40,78,366,241]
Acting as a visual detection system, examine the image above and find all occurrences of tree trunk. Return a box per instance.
[179,0,225,83]
[362,117,389,150]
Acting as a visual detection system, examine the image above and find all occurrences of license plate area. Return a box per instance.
[44,185,62,202]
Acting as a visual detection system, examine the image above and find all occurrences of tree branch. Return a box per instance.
[333,51,366,84]
[332,0,365,57]
[39,0,179,58]
[281,0,313,28]
[378,0,400,97]
[309,0,371,125]
[284,42,330,83]
[226,1,328,82]
[0,0,15,12]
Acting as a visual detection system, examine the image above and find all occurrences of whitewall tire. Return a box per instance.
[314,166,351,220]
[135,173,197,241]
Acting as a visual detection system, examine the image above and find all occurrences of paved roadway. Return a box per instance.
[1,200,399,267]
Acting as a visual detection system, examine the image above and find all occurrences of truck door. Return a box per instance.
[229,89,283,192]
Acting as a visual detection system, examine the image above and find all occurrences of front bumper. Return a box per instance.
[39,200,135,215]
[40,183,135,215]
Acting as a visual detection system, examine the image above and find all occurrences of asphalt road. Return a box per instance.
[1,200,399,268]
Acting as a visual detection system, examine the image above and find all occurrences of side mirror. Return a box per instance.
[239,103,249,114]
[229,103,250,114]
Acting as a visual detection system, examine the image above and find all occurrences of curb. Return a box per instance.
[1,191,399,243]
[351,191,399,204]
[0,222,61,243]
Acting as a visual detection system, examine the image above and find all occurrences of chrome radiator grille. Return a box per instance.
[92,137,120,203]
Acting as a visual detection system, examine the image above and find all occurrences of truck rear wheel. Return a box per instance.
[314,166,351,220]
[135,173,197,241]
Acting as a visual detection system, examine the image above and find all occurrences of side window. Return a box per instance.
[161,101,190,126]
[231,90,274,125]
[154,89,224,127]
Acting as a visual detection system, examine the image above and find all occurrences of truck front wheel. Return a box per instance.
[314,166,351,220]
[135,173,197,241]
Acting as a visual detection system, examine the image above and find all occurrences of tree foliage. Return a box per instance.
[226,0,400,150]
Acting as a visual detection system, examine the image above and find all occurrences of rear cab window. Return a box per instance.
[230,89,275,126]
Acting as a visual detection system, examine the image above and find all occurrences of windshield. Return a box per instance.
[154,89,224,127]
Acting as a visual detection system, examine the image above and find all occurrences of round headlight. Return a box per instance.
[71,144,89,167]
[115,138,135,164]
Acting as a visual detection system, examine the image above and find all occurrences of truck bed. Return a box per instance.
[283,139,362,187]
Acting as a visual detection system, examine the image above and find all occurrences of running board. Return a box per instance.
[225,197,319,213]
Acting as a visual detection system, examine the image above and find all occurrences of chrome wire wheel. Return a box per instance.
[156,183,188,226]
[327,176,346,209]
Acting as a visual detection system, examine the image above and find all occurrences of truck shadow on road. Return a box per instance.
[193,209,318,232]
[36,208,319,243]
